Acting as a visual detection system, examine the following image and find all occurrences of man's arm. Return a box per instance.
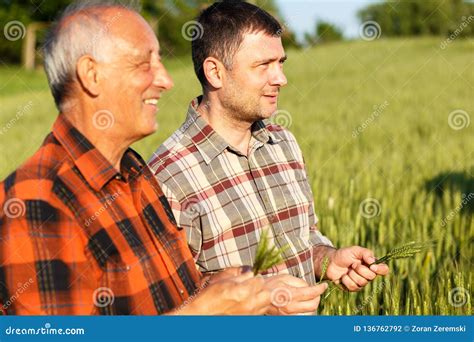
[159,177,203,260]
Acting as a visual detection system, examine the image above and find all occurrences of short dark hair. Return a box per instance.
[192,0,282,89]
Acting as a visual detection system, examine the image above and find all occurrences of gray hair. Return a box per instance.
[43,0,141,110]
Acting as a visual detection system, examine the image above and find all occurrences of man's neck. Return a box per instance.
[197,95,253,156]
[63,102,130,172]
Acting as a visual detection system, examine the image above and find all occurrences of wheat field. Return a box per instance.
[0,37,472,315]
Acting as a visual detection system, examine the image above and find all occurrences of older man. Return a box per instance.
[0,0,294,315]
[149,1,389,295]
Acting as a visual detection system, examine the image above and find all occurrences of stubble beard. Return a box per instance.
[222,77,268,125]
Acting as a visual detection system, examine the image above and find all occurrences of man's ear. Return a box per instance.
[202,57,225,89]
[76,55,100,97]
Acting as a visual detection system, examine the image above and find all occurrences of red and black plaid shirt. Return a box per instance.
[0,114,201,315]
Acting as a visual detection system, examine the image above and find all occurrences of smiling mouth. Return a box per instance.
[143,98,159,105]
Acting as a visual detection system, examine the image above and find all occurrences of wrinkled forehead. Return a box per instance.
[108,9,157,43]
[101,8,159,55]
[62,7,159,58]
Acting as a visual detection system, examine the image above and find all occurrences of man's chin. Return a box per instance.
[137,121,159,140]
[147,122,159,135]
[264,106,278,120]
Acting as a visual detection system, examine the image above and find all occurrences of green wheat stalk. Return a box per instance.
[370,240,435,265]
[253,228,290,275]
[317,256,330,285]
[317,255,343,299]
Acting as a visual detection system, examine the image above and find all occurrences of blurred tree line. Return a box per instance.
[0,0,472,65]
[304,0,474,45]
[0,0,298,64]
[358,0,474,37]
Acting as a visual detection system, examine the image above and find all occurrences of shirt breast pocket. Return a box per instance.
[274,177,314,246]
[278,178,312,214]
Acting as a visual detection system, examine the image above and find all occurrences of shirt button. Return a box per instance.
[179,289,184,295]
[115,175,121,180]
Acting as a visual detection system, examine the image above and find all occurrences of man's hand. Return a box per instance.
[171,267,271,315]
[263,274,328,315]
[316,246,389,291]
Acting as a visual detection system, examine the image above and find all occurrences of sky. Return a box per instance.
[276,0,382,41]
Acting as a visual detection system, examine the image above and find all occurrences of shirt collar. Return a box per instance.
[52,114,146,191]
[182,96,281,164]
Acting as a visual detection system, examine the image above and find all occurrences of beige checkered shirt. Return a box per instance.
[149,97,332,285]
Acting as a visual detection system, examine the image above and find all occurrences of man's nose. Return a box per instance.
[153,65,174,90]
[270,66,287,87]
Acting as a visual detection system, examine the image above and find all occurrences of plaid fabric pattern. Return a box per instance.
[149,97,332,285]
[0,115,201,315]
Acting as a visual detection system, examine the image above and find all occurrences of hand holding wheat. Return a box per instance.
[320,241,434,299]
[252,228,289,275]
